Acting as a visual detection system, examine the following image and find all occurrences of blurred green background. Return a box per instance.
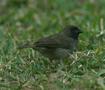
[0,0,105,90]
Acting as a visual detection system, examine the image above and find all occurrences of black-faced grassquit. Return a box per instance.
[18,25,82,59]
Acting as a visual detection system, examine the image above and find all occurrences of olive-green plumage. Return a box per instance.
[18,25,82,59]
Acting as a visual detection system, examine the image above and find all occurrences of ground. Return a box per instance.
[0,0,105,90]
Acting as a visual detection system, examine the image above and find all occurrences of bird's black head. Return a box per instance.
[64,25,82,39]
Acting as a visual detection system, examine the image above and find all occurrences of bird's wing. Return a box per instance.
[34,36,60,48]
[34,33,73,49]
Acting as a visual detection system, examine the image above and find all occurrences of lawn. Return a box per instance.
[0,0,105,90]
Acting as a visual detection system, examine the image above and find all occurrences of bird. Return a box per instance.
[18,25,82,59]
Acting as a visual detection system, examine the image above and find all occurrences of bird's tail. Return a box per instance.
[17,41,34,49]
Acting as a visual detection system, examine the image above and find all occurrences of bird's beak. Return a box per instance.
[79,30,82,33]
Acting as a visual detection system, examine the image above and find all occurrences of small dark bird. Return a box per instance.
[18,25,82,59]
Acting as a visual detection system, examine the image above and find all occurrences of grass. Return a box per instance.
[0,0,105,90]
